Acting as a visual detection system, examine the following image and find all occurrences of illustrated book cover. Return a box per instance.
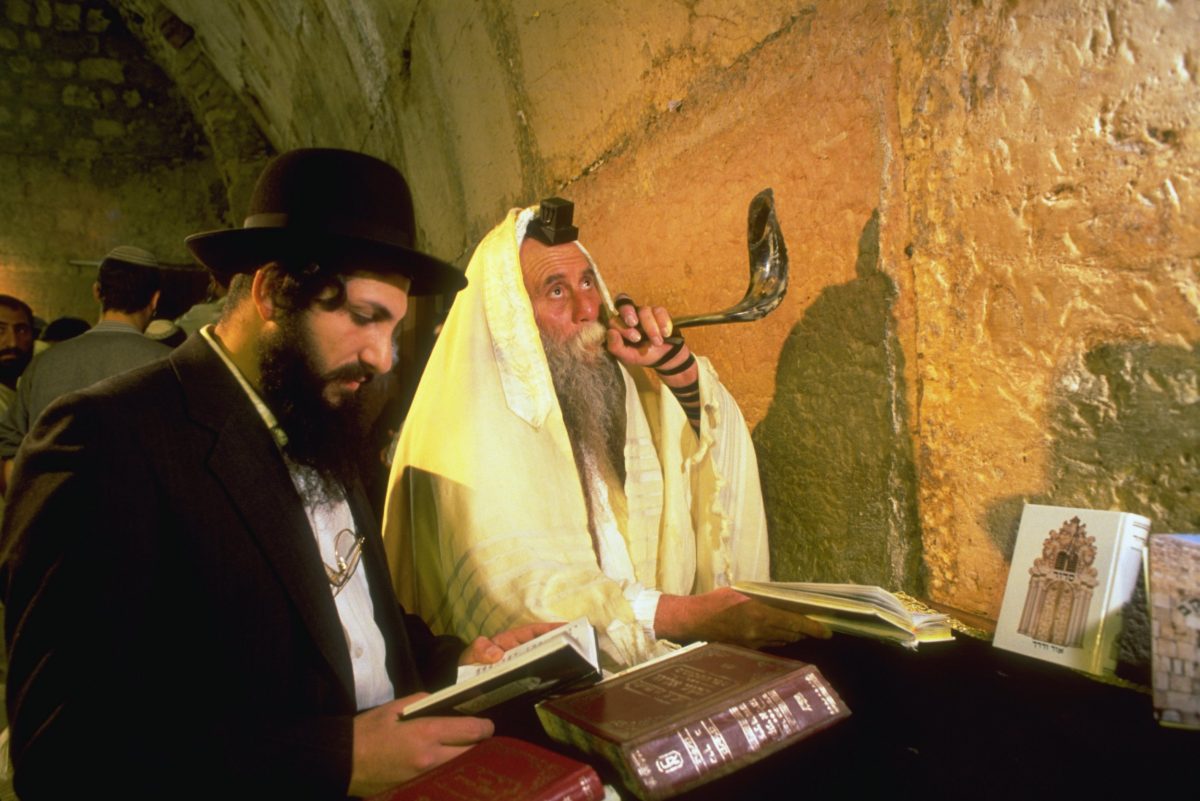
[1147,533,1200,729]
[536,642,850,800]
[992,503,1151,676]
[733,580,953,649]
[403,617,601,719]
[365,735,608,801]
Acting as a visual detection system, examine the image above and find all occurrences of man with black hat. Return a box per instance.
[0,149,549,799]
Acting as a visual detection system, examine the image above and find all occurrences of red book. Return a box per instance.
[366,736,605,801]
[537,643,850,800]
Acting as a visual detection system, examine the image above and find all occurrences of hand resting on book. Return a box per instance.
[457,621,566,665]
[349,622,568,796]
[349,692,495,797]
[656,587,832,649]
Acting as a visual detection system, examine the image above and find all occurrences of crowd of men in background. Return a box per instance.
[0,250,240,483]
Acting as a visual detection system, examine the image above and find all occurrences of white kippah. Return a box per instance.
[144,319,181,340]
[103,245,160,267]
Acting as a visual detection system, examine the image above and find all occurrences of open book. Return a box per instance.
[734,581,953,649]
[401,617,602,719]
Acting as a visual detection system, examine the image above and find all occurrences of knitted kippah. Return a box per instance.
[102,245,160,268]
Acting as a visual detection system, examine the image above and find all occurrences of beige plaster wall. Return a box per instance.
[143,0,1198,621]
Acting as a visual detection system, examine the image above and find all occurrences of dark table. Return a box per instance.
[500,633,1198,800]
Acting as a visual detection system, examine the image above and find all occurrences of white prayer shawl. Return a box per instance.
[381,206,769,668]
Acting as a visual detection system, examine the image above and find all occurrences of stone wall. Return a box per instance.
[0,0,227,322]
[894,0,1200,614]
[50,0,1200,619]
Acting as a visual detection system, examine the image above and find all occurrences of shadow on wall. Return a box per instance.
[985,340,1200,561]
[752,210,924,594]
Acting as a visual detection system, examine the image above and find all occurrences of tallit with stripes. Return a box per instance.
[381,206,769,668]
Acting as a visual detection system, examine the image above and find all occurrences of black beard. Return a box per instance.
[257,314,372,506]
[0,349,31,389]
[542,330,627,486]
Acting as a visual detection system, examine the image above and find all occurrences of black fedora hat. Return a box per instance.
[185,148,466,296]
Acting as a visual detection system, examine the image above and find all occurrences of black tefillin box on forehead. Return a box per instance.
[528,197,579,246]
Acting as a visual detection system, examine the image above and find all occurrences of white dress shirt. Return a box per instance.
[200,325,394,709]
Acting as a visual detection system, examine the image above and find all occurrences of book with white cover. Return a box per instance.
[993,503,1150,676]
[733,581,953,649]
[402,617,601,718]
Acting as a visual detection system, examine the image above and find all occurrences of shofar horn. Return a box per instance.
[672,188,789,329]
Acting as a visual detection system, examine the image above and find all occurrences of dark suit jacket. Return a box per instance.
[0,336,463,800]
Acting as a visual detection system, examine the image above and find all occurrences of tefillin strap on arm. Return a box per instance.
[616,293,699,425]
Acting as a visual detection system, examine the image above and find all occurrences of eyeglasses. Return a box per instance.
[323,528,364,596]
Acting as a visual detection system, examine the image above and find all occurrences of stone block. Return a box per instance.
[42,30,96,56]
[62,136,98,159]
[43,58,74,78]
[5,0,30,27]
[35,106,57,133]
[91,117,121,138]
[21,77,54,105]
[0,26,16,48]
[84,7,107,34]
[60,82,96,108]
[6,53,30,73]
[79,56,123,83]
[52,2,80,32]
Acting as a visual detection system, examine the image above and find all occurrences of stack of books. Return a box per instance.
[384,618,850,800]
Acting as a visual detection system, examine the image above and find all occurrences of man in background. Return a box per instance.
[0,246,170,492]
[383,199,828,670]
[175,274,229,337]
[34,316,91,351]
[0,296,34,419]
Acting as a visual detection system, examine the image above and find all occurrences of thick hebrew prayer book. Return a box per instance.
[536,643,850,800]
[365,736,607,801]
